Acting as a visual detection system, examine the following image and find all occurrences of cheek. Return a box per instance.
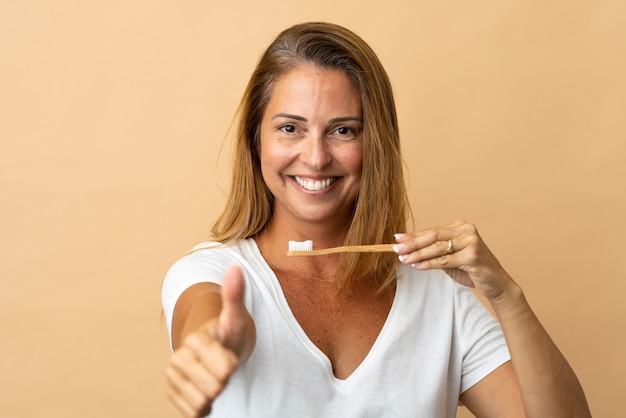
[259,141,291,178]
[353,154,364,174]
[339,144,363,176]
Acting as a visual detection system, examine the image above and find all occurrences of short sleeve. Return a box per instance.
[454,284,511,393]
[161,244,232,349]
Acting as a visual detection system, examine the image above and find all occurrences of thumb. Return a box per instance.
[216,265,247,354]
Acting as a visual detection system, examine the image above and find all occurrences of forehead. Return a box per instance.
[265,65,361,113]
[277,64,355,88]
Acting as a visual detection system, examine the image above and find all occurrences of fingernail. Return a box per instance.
[394,233,405,241]
[398,254,409,263]
[392,244,405,253]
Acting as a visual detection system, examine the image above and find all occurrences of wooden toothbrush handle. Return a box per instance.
[335,244,396,253]
[288,243,396,256]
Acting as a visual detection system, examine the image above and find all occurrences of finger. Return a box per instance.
[166,382,201,418]
[217,265,247,349]
[412,253,455,271]
[168,341,235,415]
[395,222,464,250]
[166,355,212,417]
[411,235,480,272]
[394,221,477,260]
[220,265,245,321]
[396,235,465,266]
[184,328,238,384]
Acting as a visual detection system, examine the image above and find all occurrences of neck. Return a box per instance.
[255,217,349,277]
[264,206,353,246]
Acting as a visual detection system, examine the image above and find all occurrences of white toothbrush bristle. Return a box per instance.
[288,240,313,252]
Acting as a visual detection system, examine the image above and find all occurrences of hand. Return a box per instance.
[165,266,254,417]
[394,220,515,301]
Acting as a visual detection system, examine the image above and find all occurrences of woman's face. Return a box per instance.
[258,65,363,228]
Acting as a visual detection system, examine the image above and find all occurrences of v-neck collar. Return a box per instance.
[247,238,408,390]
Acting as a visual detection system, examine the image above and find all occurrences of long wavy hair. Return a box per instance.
[211,22,409,294]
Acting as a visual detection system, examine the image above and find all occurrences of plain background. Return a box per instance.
[1,1,624,417]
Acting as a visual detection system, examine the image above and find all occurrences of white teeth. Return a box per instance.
[294,176,336,191]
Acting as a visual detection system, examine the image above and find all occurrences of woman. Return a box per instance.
[162,22,591,417]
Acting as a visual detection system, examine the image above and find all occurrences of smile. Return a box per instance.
[293,176,338,191]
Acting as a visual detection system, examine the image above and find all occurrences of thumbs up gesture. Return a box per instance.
[165,266,256,417]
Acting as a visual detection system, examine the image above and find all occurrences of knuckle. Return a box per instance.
[202,383,221,401]
[186,389,205,408]
[412,249,425,262]
[199,376,227,403]
[182,333,203,350]
[214,354,238,381]
[466,246,479,263]
[437,255,450,267]
[165,364,180,380]
[462,221,478,234]
[169,351,189,370]
[466,234,480,246]
[425,230,438,243]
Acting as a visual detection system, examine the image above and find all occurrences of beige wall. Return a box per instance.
[1,1,624,416]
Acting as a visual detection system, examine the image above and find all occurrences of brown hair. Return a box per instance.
[211,22,409,293]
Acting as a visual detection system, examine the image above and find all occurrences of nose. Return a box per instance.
[301,133,332,170]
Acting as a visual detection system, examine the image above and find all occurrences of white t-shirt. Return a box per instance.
[162,239,510,418]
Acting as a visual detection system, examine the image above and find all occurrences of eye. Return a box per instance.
[279,124,297,134]
[337,127,352,135]
[330,126,358,141]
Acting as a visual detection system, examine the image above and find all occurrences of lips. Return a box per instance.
[293,176,338,191]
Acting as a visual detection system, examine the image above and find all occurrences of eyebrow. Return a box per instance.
[271,113,363,123]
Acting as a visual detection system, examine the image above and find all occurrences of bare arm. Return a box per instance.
[165,265,256,417]
[487,281,590,417]
[395,221,591,417]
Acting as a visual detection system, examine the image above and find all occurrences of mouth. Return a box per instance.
[293,176,338,191]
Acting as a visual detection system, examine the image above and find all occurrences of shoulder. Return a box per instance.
[172,239,258,270]
[161,239,259,327]
[163,239,259,288]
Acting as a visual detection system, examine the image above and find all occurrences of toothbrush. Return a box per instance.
[287,240,396,256]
